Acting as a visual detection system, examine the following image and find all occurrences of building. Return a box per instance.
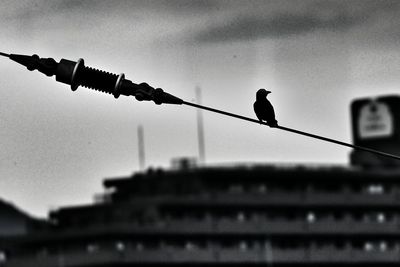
[4,165,400,266]
[0,198,46,266]
[3,95,400,266]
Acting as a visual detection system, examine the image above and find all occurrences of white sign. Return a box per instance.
[358,102,393,139]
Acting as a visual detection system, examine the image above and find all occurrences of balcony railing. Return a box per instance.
[43,216,400,237]
[7,246,400,266]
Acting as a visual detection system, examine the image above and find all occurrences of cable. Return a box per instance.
[183,101,400,161]
[0,52,10,57]
[2,52,400,161]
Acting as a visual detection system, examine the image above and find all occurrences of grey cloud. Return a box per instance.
[148,0,219,14]
[18,0,219,18]
[196,13,357,42]
[194,0,400,43]
[2,0,220,33]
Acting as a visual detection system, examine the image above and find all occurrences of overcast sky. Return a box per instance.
[1,0,400,217]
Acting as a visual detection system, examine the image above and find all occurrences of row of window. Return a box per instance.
[109,182,392,199]
[0,251,5,263]
[25,239,400,258]
[59,211,400,228]
[227,183,388,194]
[164,211,394,223]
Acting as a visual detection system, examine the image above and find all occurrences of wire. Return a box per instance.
[1,51,398,160]
[182,101,400,161]
[0,52,9,57]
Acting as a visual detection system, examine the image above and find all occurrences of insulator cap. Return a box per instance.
[56,59,78,87]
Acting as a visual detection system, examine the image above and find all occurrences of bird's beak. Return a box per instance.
[266,91,271,95]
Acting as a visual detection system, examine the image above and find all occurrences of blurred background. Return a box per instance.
[2,1,400,266]
[2,0,400,218]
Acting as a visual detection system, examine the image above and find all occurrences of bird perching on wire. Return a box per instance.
[254,89,278,127]
[2,51,400,162]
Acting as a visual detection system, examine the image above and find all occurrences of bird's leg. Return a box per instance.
[269,120,278,128]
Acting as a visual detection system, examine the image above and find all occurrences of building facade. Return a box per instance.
[4,165,400,266]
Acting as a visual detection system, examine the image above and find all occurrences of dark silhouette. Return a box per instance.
[254,89,278,127]
[3,51,400,161]
[0,52,183,105]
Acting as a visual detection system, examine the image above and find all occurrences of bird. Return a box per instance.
[253,89,278,127]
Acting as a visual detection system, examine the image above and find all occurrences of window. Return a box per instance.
[135,242,144,251]
[364,242,374,251]
[258,184,267,193]
[37,248,48,257]
[87,244,99,253]
[379,241,387,252]
[229,184,243,193]
[185,241,196,251]
[116,241,125,252]
[306,212,316,223]
[377,213,386,223]
[239,241,248,251]
[237,212,246,222]
[0,251,6,263]
[363,241,389,252]
[367,184,384,194]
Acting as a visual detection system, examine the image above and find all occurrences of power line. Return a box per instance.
[182,101,400,161]
[2,52,399,161]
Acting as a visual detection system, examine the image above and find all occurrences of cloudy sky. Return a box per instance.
[1,0,400,217]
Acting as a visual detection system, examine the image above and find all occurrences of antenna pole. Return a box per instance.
[196,87,206,164]
[138,125,146,171]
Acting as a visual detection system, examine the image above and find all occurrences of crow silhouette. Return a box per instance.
[253,89,278,127]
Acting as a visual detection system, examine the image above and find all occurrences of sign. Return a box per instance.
[358,102,393,139]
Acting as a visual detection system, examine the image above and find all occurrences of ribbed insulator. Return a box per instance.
[79,67,118,94]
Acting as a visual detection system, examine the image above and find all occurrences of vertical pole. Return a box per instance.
[196,87,206,164]
[138,125,145,171]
